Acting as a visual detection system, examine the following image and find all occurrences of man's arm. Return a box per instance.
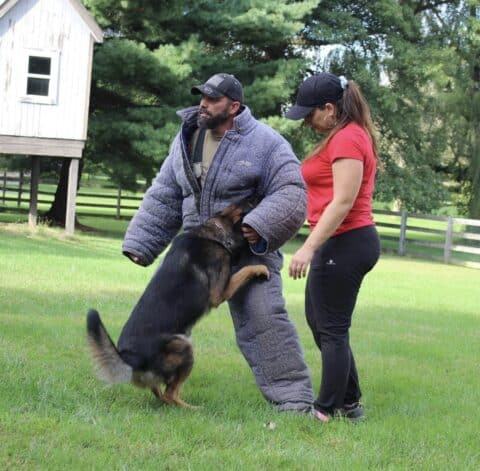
[242,140,306,254]
[122,148,183,266]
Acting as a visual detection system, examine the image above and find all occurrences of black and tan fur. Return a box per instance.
[86,203,268,408]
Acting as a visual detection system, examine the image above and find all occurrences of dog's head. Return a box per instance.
[203,197,259,254]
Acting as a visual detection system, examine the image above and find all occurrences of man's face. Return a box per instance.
[197,95,236,129]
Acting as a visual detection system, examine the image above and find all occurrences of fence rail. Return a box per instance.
[2,171,480,269]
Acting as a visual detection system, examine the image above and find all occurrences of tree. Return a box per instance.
[297,0,456,212]
[429,1,480,218]
[43,0,316,225]
[85,0,318,188]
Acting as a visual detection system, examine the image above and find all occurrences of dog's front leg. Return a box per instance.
[221,265,269,301]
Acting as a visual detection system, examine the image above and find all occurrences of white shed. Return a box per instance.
[0,0,103,233]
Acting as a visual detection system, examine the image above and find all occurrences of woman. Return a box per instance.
[286,72,380,422]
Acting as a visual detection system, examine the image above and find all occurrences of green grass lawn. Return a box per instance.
[0,221,479,470]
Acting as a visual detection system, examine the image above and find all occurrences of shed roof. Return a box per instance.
[0,0,103,42]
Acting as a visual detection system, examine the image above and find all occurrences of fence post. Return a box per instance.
[444,217,454,264]
[399,209,407,256]
[116,187,122,219]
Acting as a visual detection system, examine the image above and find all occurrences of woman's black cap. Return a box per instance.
[286,73,344,120]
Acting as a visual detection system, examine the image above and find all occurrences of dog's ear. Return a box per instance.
[220,204,243,224]
[220,196,261,224]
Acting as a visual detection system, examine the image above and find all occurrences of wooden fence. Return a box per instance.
[0,170,142,219]
[2,170,480,269]
[373,209,480,269]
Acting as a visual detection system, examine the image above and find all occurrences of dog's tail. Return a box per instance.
[86,309,132,384]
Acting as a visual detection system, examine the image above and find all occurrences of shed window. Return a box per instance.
[27,77,49,96]
[21,50,59,105]
[29,56,51,75]
[26,56,51,96]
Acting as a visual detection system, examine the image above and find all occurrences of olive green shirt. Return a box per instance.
[191,128,223,186]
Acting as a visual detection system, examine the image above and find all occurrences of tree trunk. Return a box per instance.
[42,159,83,228]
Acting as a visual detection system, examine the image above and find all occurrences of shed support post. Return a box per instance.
[2,170,6,203]
[65,158,79,235]
[18,169,24,206]
[28,156,40,228]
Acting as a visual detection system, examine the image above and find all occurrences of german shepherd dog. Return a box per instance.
[86,202,269,408]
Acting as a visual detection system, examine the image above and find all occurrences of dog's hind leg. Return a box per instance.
[162,365,198,409]
[151,384,181,406]
[152,385,191,408]
[151,385,181,407]
[162,382,198,409]
[220,265,270,303]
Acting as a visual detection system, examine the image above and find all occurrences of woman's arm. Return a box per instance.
[288,158,363,279]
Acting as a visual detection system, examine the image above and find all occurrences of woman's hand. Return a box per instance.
[288,245,315,279]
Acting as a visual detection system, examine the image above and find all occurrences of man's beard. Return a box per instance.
[197,107,230,129]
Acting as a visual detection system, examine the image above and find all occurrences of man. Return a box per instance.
[122,73,313,412]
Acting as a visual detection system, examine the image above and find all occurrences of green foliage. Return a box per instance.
[86,107,177,191]
[263,116,318,159]
[0,155,30,171]
[299,0,463,211]
[84,0,316,191]
[435,1,480,218]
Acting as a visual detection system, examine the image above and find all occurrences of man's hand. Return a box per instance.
[125,252,148,266]
[241,224,260,245]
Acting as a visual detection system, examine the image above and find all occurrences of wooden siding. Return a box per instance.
[0,0,96,140]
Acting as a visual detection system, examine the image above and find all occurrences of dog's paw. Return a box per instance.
[255,265,270,280]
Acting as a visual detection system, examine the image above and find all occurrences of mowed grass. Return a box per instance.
[0,222,479,470]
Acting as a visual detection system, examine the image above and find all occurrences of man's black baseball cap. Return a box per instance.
[192,73,244,103]
[286,73,344,120]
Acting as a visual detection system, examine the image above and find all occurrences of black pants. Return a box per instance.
[305,225,380,414]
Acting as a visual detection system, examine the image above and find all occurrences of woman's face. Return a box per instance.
[304,103,336,133]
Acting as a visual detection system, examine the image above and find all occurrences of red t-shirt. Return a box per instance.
[301,122,376,236]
